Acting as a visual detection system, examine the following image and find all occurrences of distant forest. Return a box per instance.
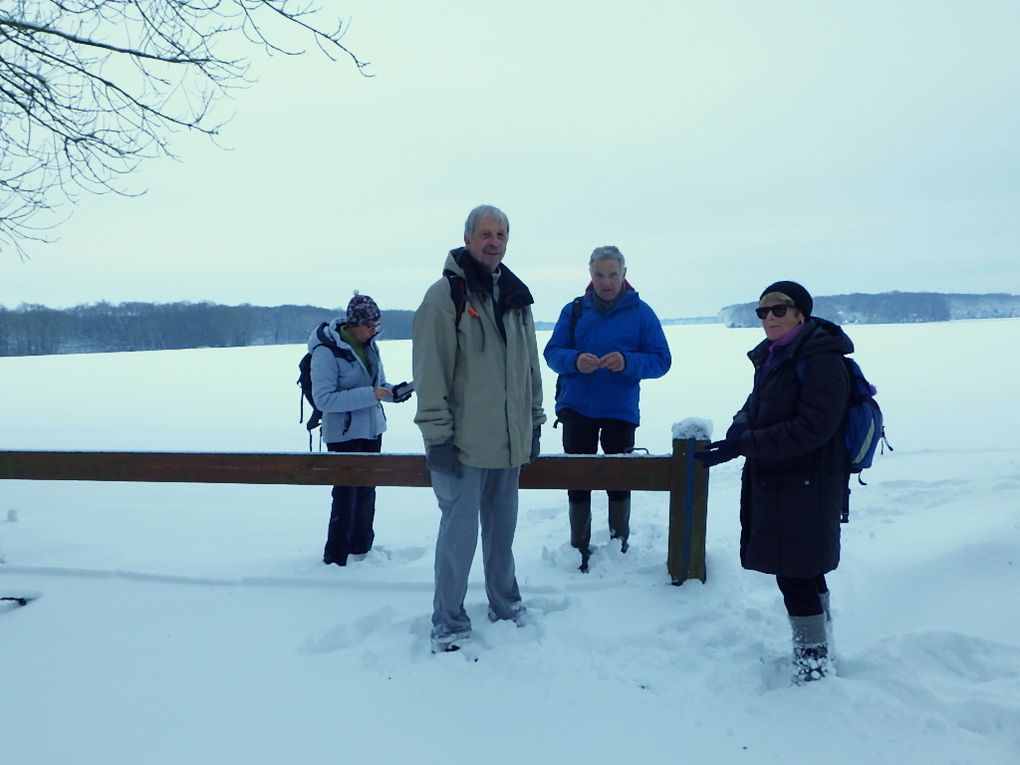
[0,302,414,357]
[2,291,1019,356]
[719,292,1020,328]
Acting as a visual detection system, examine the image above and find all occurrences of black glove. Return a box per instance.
[391,381,414,403]
[529,426,541,462]
[695,438,742,469]
[426,440,461,477]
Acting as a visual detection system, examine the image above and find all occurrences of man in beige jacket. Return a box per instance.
[412,204,546,654]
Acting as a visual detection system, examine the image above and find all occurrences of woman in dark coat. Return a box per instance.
[697,281,852,683]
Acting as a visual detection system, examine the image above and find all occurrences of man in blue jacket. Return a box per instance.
[543,246,671,572]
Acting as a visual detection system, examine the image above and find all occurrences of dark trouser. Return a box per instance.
[324,436,382,563]
[559,408,637,503]
[776,574,829,617]
[559,408,636,552]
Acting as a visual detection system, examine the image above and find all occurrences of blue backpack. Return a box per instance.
[842,357,891,475]
[797,356,892,479]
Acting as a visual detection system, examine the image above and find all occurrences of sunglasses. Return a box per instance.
[755,304,793,320]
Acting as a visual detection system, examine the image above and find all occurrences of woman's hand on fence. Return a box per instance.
[695,438,742,469]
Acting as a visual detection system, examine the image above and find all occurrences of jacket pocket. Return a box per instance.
[756,475,813,490]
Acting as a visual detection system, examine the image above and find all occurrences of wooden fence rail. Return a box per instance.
[0,439,710,584]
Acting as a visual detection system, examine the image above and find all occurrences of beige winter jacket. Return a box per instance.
[412,250,546,469]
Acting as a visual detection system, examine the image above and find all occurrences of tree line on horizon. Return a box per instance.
[719,291,1020,327]
[1,292,1018,357]
[0,302,414,357]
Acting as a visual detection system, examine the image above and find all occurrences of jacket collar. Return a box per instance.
[447,247,534,311]
[747,317,854,367]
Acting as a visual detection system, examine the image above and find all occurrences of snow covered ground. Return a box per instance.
[2,320,1019,764]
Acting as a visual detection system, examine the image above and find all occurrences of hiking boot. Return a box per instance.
[430,631,471,654]
[488,603,527,625]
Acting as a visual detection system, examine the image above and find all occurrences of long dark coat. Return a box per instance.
[729,317,853,577]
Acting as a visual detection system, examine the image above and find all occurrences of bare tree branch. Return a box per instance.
[0,1,371,259]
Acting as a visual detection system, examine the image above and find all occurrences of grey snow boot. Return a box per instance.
[608,497,631,553]
[569,499,593,572]
[819,590,836,666]
[789,613,832,685]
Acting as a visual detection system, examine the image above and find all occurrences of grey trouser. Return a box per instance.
[430,464,523,643]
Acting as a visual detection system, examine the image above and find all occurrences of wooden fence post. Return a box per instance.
[666,437,710,585]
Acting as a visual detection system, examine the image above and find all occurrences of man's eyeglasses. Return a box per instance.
[755,304,793,320]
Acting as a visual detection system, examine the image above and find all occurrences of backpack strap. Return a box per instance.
[794,356,856,422]
[552,296,586,428]
[445,272,467,327]
[566,295,583,347]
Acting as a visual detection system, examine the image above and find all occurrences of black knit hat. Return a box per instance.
[345,294,381,326]
[760,280,813,318]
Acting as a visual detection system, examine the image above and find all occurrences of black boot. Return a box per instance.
[578,547,592,573]
[569,499,592,572]
[608,497,631,553]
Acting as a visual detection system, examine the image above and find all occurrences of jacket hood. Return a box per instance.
[306,319,362,354]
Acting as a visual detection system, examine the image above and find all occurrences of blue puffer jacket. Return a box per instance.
[308,320,389,444]
[543,286,671,426]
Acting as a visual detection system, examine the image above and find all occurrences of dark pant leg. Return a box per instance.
[776,575,825,617]
[560,409,598,555]
[325,484,354,564]
[597,418,637,502]
[349,436,382,554]
[324,437,380,562]
[560,409,600,505]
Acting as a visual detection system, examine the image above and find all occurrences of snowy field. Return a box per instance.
[2,320,1019,765]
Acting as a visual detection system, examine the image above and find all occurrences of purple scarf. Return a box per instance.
[761,323,805,375]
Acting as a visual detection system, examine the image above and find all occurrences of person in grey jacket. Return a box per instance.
[412,204,546,654]
[310,293,396,567]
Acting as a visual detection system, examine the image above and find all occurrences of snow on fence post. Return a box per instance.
[667,420,712,585]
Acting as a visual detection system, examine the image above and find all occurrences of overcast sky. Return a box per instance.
[2,1,1018,320]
